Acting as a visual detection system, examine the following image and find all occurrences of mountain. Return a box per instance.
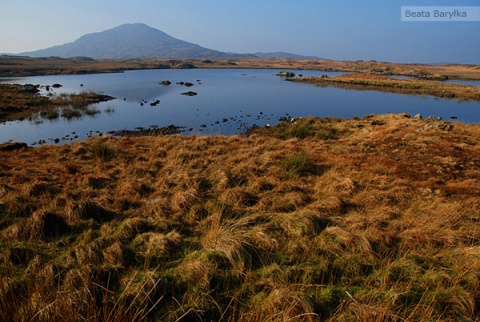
[21,23,250,59]
[253,52,324,59]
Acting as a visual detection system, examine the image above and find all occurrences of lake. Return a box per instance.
[1,69,479,145]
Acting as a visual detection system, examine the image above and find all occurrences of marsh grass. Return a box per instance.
[252,117,344,141]
[61,107,82,119]
[39,107,60,120]
[1,114,480,321]
[0,84,113,122]
[296,73,480,102]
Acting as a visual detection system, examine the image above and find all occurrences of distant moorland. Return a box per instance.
[1,56,480,80]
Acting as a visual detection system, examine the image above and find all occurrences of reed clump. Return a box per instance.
[1,114,480,321]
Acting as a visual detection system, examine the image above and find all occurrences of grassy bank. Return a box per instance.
[1,114,480,321]
[294,73,480,102]
[0,84,114,121]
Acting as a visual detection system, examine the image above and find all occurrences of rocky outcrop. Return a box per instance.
[181,91,197,96]
[0,142,29,151]
[22,84,39,94]
[107,124,184,136]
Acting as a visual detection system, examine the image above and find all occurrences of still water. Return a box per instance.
[1,69,479,145]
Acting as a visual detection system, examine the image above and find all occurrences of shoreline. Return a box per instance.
[293,73,480,102]
[0,112,468,149]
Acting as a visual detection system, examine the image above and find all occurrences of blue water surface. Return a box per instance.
[1,69,479,145]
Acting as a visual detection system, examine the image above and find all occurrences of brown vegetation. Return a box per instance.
[1,56,479,80]
[294,73,480,102]
[1,114,480,321]
[0,84,114,121]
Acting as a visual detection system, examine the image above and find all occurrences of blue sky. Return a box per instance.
[0,0,479,63]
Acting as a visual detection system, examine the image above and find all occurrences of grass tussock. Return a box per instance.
[1,114,480,321]
[90,141,117,161]
[283,151,315,178]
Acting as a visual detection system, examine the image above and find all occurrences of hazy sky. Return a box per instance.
[0,0,479,64]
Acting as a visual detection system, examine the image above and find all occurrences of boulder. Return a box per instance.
[0,142,29,151]
[22,84,39,94]
[150,99,160,106]
[181,91,197,96]
[160,80,171,85]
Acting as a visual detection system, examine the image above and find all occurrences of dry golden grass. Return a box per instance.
[1,114,480,321]
[295,73,480,102]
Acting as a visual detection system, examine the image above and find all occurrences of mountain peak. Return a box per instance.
[21,23,242,59]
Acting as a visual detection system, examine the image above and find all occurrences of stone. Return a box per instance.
[0,142,29,151]
[181,91,197,96]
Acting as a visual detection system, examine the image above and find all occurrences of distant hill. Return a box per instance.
[21,23,253,59]
[253,52,324,59]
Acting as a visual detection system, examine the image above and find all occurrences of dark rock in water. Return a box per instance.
[177,82,185,85]
[52,83,62,88]
[181,91,197,96]
[184,82,194,87]
[107,124,184,137]
[150,99,160,106]
[160,80,171,85]
[200,124,207,128]
[22,84,39,94]
[450,116,458,119]
[0,142,29,151]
